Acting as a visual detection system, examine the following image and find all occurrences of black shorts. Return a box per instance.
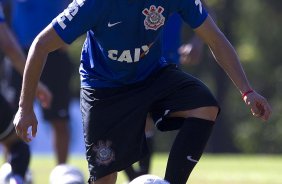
[0,94,15,141]
[9,49,72,121]
[80,64,219,181]
[40,49,72,121]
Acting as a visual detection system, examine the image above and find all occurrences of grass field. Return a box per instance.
[2,153,282,184]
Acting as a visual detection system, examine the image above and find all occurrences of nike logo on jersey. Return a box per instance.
[187,156,198,163]
[108,21,122,27]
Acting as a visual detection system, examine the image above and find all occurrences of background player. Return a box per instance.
[4,0,73,165]
[0,2,51,183]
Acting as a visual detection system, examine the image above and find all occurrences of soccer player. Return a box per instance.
[13,0,272,184]
[124,12,205,182]
[0,3,51,183]
[6,0,73,164]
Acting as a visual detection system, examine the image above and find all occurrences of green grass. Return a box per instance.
[2,153,282,184]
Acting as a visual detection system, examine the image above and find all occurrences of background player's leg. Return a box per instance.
[2,132,30,181]
[89,172,117,184]
[9,140,30,178]
[0,94,30,181]
[51,119,70,164]
[138,134,154,175]
[124,166,138,181]
[40,49,72,165]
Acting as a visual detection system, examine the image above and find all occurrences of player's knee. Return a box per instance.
[198,106,219,121]
[170,106,219,121]
[156,106,219,131]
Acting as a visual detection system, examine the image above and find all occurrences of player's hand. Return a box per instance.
[178,38,203,65]
[242,90,272,121]
[13,108,38,142]
[36,82,52,109]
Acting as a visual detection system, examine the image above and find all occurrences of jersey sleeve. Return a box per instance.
[0,3,5,23]
[177,0,208,29]
[52,0,96,44]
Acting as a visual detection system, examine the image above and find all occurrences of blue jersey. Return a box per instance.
[10,0,69,48]
[162,13,182,64]
[52,0,208,88]
[0,3,5,23]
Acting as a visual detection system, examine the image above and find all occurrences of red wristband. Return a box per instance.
[242,89,254,99]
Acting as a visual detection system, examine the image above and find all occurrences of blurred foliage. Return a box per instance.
[231,0,282,153]
[66,0,282,153]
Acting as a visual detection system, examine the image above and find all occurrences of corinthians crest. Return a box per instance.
[93,140,115,166]
[142,5,165,31]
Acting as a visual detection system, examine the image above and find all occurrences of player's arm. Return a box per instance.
[0,23,26,75]
[178,34,204,65]
[14,0,95,142]
[0,22,52,108]
[194,16,251,93]
[19,24,64,112]
[178,0,214,65]
[14,24,65,142]
[194,15,271,121]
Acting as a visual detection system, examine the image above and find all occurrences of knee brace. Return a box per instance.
[156,117,185,131]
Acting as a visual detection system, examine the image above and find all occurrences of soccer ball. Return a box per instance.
[0,162,25,184]
[0,163,12,183]
[129,174,170,184]
[49,164,85,184]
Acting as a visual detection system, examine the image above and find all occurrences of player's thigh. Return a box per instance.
[150,66,219,130]
[169,106,219,121]
[80,87,150,181]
